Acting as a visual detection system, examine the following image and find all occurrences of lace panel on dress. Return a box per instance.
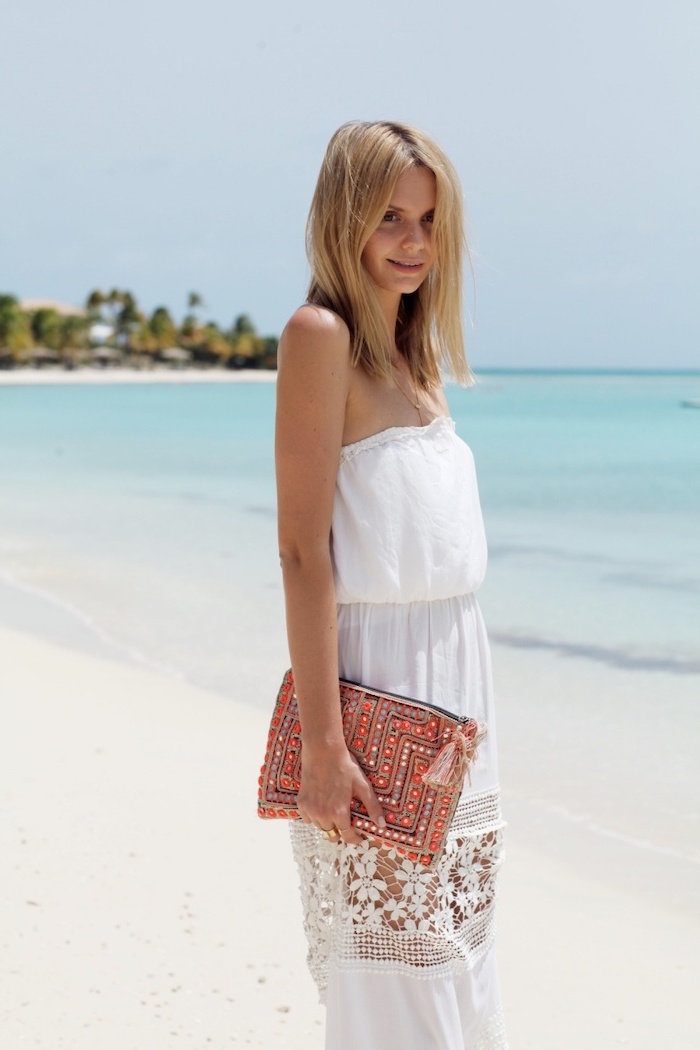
[476,1008,509,1050]
[290,787,505,998]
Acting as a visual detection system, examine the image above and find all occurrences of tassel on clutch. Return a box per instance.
[257,669,487,870]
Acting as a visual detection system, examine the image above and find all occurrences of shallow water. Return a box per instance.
[450,374,700,674]
[1,373,697,698]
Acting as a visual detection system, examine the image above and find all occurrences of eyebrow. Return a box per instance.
[385,203,435,214]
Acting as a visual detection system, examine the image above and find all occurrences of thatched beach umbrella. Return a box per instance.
[91,345,122,367]
[159,346,192,368]
[26,346,60,367]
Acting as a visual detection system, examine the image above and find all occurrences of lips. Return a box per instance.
[388,259,423,272]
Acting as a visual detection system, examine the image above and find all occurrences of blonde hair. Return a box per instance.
[306,120,470,387]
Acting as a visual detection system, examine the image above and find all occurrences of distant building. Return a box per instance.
[20,299,116,346]
[89,322,115,345]
[20,299,87,317]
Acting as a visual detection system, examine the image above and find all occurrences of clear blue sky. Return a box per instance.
[1,0,698,368]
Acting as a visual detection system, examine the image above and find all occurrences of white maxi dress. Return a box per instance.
[290,416,509,1050]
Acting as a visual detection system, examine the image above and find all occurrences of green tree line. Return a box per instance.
[0,290,278,370]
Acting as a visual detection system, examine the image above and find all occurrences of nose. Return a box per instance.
[401,220,427,250]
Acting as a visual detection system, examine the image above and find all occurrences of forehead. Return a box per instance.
[388,165,436,209]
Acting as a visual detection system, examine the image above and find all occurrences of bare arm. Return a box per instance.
[275,306,384,842]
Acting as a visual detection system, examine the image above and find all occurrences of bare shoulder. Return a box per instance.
[276,306,351,447]
[279,305,351,362]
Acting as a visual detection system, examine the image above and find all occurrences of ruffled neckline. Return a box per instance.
[340,416,455,463]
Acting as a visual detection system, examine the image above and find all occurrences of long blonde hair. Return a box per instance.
[306,120,470,388]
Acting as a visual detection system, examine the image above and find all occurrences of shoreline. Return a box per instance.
[0,367,277,385]
[1,367,698,388]
[1,559,698,920]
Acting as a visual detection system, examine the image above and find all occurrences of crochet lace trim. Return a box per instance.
[476,1008,509,1049]
[290,787,505,997]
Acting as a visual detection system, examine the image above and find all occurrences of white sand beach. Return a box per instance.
[0,368,277,385]
[3,624,698,1049]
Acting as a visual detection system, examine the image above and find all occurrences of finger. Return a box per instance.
[339,833,363,845]
[354,778,387,830]
[338,824,364,846]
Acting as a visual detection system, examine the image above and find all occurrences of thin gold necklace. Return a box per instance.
[391,361,424,425]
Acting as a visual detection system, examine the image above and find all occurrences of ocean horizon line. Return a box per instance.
[472,367,700,377]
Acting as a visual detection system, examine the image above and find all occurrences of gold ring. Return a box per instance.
[322,827,339,840]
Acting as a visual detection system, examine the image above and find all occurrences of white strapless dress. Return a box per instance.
[290,416,509,1050]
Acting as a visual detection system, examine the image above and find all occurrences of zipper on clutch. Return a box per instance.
[339,678,472,723]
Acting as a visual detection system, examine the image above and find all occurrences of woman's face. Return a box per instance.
[361,165,437,308]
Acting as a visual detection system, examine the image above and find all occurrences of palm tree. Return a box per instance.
[30,308,63,350]
[233,313,256,337]
[229,314,264,368]
[0,294,21,346]
[181,292,204,344]
[57,315,90,367]
[149,306,177,349]
[85,289,106,316]
[187,291,203,313]
[105,289,127,337]
[115,292,143,350]
[58,314,90,351]
[0,295,33,357]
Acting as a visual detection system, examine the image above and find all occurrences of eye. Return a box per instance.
[382,211,399,223]
[423,212,434,224]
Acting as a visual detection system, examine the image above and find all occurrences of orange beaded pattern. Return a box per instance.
[257,669,487,870]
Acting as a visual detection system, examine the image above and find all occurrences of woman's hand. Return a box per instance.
[297,742,386,845]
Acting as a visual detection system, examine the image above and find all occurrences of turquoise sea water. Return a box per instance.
[0,373,698,702]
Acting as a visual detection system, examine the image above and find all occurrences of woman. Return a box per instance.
[275,121,508,1050]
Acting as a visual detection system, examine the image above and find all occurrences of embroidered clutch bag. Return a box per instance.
[257,669,487,870]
